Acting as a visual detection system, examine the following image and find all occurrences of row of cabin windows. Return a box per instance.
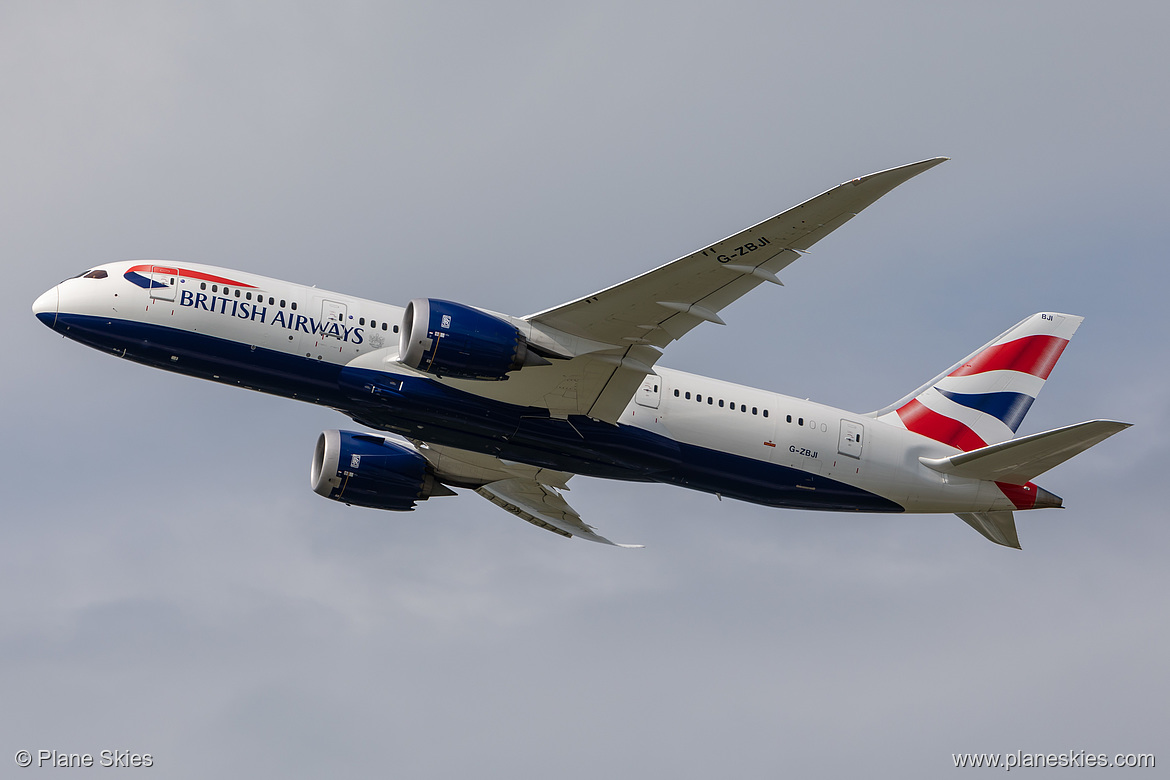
[199,281,297,310]
[358,317,397,332]
[671,388,810,426]
[673,388,769,417]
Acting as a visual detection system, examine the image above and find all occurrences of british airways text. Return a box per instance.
[178,290,365,344]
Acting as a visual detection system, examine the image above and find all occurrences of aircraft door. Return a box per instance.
[148,265,177,302]
[838,419,864,458]
[320,299,347,339]
[634,376,661,409]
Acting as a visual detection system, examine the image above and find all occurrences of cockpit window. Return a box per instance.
[82,269,108,279]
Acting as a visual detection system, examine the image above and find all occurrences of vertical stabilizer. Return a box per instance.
[878,313,1082,451]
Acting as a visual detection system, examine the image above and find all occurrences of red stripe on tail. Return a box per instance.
[949,335,1069,380]
[896,399,988,452]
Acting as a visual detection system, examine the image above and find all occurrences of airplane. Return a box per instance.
[31,157,1130,549]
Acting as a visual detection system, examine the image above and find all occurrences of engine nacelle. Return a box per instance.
[399,298,543,380]
[311,430,449,511]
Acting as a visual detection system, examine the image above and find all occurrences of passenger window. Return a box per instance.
[360,318,365,325]
[291,302,297,310]
[674,389,679,397]
[799,417,804,426]
[685,392,691,400]
[718,400,724,408]
[763,410,769,418]
[752,407,758,415]
[787,414,792,423]
[280,300,286,308]
[212,285,218,293]
[393,325,399,333]
[381,322,388,331]
[246,292,252,300]
[201,282,207,290]
[707,397,713,405]
[234,289,240,298]
[269,297,275,305]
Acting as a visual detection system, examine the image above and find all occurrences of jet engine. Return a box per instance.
[311,429,453,511]
[398,298,547,380]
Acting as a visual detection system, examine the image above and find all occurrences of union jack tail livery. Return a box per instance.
[878,313,1082,451]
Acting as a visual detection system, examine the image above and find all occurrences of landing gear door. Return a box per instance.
[634,376,661,409]
[148,265,177,302]
[838,419,864,459]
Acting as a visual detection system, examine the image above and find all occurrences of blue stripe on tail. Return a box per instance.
[935,388,1035,433]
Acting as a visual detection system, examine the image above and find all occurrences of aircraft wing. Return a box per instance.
[525,157,948,348]
[367,158,946,424]
[454,157,947,423]
[409,439,639,546]
[476,479,641,547]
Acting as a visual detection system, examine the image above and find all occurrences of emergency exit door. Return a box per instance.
[635,376,661,409]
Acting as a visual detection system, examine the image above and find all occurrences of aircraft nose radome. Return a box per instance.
[32,286,58,325]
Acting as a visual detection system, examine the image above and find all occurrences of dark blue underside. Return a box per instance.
[44,313,903,513]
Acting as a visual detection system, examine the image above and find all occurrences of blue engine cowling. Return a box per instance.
[399,298,544,380]
[311,430,448,511]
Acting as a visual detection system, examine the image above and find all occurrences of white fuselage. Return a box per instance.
[33,260,1033,516]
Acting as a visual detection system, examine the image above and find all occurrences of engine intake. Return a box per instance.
[399,298,546,380]
[311,430,451,511]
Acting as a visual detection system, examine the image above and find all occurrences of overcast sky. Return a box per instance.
[3,2,1167,777]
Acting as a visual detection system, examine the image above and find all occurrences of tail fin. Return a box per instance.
[876,312,1083,451]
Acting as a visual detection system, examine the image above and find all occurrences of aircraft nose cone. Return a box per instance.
[32,286,58,326]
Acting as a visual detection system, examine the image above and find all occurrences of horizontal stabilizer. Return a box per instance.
[920,419,1131,485]
[956,511,1021,549]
